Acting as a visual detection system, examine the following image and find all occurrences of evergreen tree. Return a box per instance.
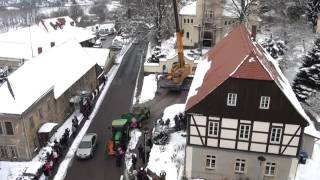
[261,36,287,59]
[305,0,320,28]
[293,38,320,101]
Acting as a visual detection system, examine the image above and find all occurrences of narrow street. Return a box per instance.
[64,40,147,180]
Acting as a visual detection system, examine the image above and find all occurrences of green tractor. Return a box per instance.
[121,106,150,128]
[106,119,130,155]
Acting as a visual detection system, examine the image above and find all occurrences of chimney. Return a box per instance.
[50,42,55,47]
[38,47,43,54]
[251,25,257,41]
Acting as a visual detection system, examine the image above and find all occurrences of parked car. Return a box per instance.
[76,133,98,159]
[133,39,139,45]
[93,39,102,48]
[109,45,122,51]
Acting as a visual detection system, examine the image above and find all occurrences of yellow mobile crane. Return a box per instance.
[159,0,191,91]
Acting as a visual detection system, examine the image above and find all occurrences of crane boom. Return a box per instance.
[172,0,185,68]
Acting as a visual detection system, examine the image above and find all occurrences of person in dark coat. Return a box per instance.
[132,154,137,170]
[146,138,153,149]
[165,119,170,127]
[174,115,180,131]
[115,150,122,167]
[138,144,144,159]
[43,161,52,180]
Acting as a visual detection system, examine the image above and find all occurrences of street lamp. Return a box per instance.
[144,127,149,164]
[257,156,266,180]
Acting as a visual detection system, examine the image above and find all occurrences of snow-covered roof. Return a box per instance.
[186,57,211,103]
[0,40,96,114]
[99,23,115,31]
[186,24,311,127]
[38,122,58,133]
[0,25,53,60]
[179,1,197,16]
[0,23,95,60]
[83,47,110,67]
[38,16,75,33]
[48,26,95,45]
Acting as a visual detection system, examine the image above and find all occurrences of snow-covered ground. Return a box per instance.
[148,131,186,179]
[147,104,186,179]
[134,74,158,104]
[296,142,320,180]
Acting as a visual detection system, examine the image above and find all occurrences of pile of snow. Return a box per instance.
[136,74,158,104]
[147,131,186,180]
[295,142,320,180]
[147,104,186,179]
[125,129,142,170]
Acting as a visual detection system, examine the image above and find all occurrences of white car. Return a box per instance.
[93,39,102,48]
[76,133,98,159]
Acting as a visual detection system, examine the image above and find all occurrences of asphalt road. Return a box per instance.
[65,40,147,180]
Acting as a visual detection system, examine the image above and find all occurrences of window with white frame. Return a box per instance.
[227,93,237,106]
[235,158,246,173]
[265,162,276,176]
[239,124,251,140]
[260,96,270,109]
[270,127,282,144]
[205,155,216,169]
[208,121,219,137]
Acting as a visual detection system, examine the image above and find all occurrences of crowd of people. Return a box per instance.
[42,115,80,180]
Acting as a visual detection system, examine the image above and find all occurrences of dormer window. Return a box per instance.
[260,96,270,109]
[227,93,237,106]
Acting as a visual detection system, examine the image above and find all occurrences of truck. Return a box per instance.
[158,0,191,91]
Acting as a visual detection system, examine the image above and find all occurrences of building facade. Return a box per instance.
[179,0,259,48]
[0,41,98,160]
[184,25,312,180]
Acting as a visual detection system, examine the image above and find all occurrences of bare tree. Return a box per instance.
[224,0,258,22]
[69,5,84,22]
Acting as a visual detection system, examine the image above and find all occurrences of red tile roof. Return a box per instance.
[185,25,309,124]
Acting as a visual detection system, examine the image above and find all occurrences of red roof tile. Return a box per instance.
[185,23,311,127]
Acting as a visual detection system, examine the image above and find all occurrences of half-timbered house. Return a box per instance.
[184,24,317,180]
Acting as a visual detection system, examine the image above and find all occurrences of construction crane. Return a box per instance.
[159,0,191,91]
